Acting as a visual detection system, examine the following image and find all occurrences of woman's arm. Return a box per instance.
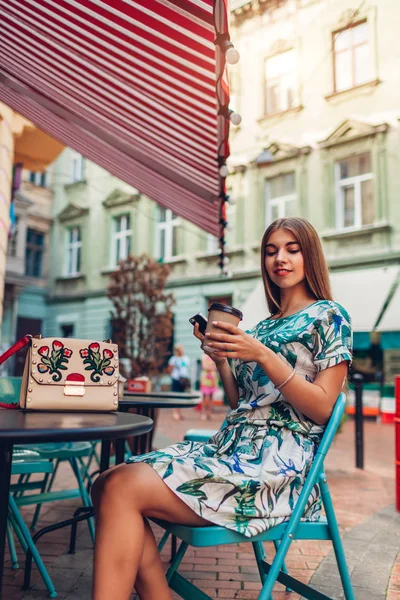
[206,322,348,425]
[215,359,239,410]
[193,323,239,409]
[257,349,348,425]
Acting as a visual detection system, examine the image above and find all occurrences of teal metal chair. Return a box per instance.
[0,377,95,541]
[153,393,355,600]
[184,428,218,443]
[8,450,57,598]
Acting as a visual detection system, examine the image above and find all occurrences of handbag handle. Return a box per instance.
[0,335,32,367]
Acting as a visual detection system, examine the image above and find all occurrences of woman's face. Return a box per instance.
[264,228,306,290]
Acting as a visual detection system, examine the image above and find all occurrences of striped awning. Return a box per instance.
[0,0,231,235]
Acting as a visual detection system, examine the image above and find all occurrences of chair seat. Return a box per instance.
[183,429,218,442]
[151,517,330,547]
[17,441,93,459]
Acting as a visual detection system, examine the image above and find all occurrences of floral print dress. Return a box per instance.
[126,300,352,537]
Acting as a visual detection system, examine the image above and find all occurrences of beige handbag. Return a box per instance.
[17,336,120,411]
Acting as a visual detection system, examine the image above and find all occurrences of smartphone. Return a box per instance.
[189,313,208,335]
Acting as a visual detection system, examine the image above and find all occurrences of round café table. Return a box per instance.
[0,409,153,598]
[117,392,201,462]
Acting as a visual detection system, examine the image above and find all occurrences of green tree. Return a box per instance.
[108,254,175,378]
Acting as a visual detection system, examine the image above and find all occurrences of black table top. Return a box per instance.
[0,410,153,444]
[124,391,201,399]
[119,395,201,409]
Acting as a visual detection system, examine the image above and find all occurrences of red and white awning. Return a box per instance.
[0,0,231,235]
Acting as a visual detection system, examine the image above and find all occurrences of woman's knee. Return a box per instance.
[92,463,151,509]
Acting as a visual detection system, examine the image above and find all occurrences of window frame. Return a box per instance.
[70,151,85,183]
[264,48,297,115]
[111,213,132,266]
[156,208,181,261]
[65,226,82,276]
[332,19,370,93]
[25,228,45,278]
[335,154,374,230]
[265,172,297,224]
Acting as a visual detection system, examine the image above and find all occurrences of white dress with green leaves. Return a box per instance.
[127,300,352,537]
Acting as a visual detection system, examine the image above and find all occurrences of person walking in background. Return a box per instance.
[168,344,191,421]
[199,353,219,420]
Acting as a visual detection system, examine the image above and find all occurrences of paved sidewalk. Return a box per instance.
[3,407,398,599]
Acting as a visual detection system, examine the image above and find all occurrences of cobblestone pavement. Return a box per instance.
[3,406,398,600]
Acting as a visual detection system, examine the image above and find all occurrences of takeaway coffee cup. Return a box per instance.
[205,303,243,336]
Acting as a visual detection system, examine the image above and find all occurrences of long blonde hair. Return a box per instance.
[261,217,333,316]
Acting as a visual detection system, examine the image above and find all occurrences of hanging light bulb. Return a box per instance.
[219,164,229,178]
[227,196,236,206]
[225,46,240,65]
[225,222,232,232]
[223,256,230,266]
[215,35,240,65]
[229,111,242,126]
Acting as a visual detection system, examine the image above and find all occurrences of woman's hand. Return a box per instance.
[192,323,227,366]
[204,321,269,362]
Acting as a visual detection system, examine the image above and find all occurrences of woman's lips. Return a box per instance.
[274,269,292,276]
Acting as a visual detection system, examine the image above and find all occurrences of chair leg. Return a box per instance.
[31,471,51,531]
[320,474,355,600]
[252,541,267,583]
[69,457,95,544]
[8,495,57,598]
[273,540,292,592]
[6,521,19,569]
[165,540,189,584]
[157,530,170,553]
[8,512,28,554]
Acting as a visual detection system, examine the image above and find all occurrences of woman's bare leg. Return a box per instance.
[91,463,211,600]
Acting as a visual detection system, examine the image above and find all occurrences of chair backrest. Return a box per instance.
[0,376,22,404]
[284,392,346,529]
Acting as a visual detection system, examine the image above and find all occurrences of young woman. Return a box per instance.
[167,344,191,420]
[91,217,352,600]
[199,352,219,420]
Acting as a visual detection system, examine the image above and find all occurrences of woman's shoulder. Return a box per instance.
[311,300,351,324]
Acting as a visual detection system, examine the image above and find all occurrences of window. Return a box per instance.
[60,324,75,338]
[25,229,44,277]
[112,214,131,265]
[7,216,18,257]
[264,49,297,114]
[66,227,82,276]
[71,151,85,183]
[333,21,371,92]
[29,170,50,187]
[156,207,181,260]
[335,153,374,229]
[265,172,297,223]
[206,234,219,253]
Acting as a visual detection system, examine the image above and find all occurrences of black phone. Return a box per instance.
[189,313,208,335]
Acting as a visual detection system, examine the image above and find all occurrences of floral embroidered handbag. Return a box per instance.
[0,335,120,411]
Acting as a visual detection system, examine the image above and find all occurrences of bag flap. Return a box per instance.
[30,338,119,386]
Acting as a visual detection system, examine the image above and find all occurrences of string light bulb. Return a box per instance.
[219,164,229,178]
[227,195,236,205]
[214,34,240,65]
[229,111,242,126]
[225,46,240,65]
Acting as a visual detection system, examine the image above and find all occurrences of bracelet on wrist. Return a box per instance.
[276,369,295,391]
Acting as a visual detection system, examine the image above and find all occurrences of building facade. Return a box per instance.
[5,0,400,386]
